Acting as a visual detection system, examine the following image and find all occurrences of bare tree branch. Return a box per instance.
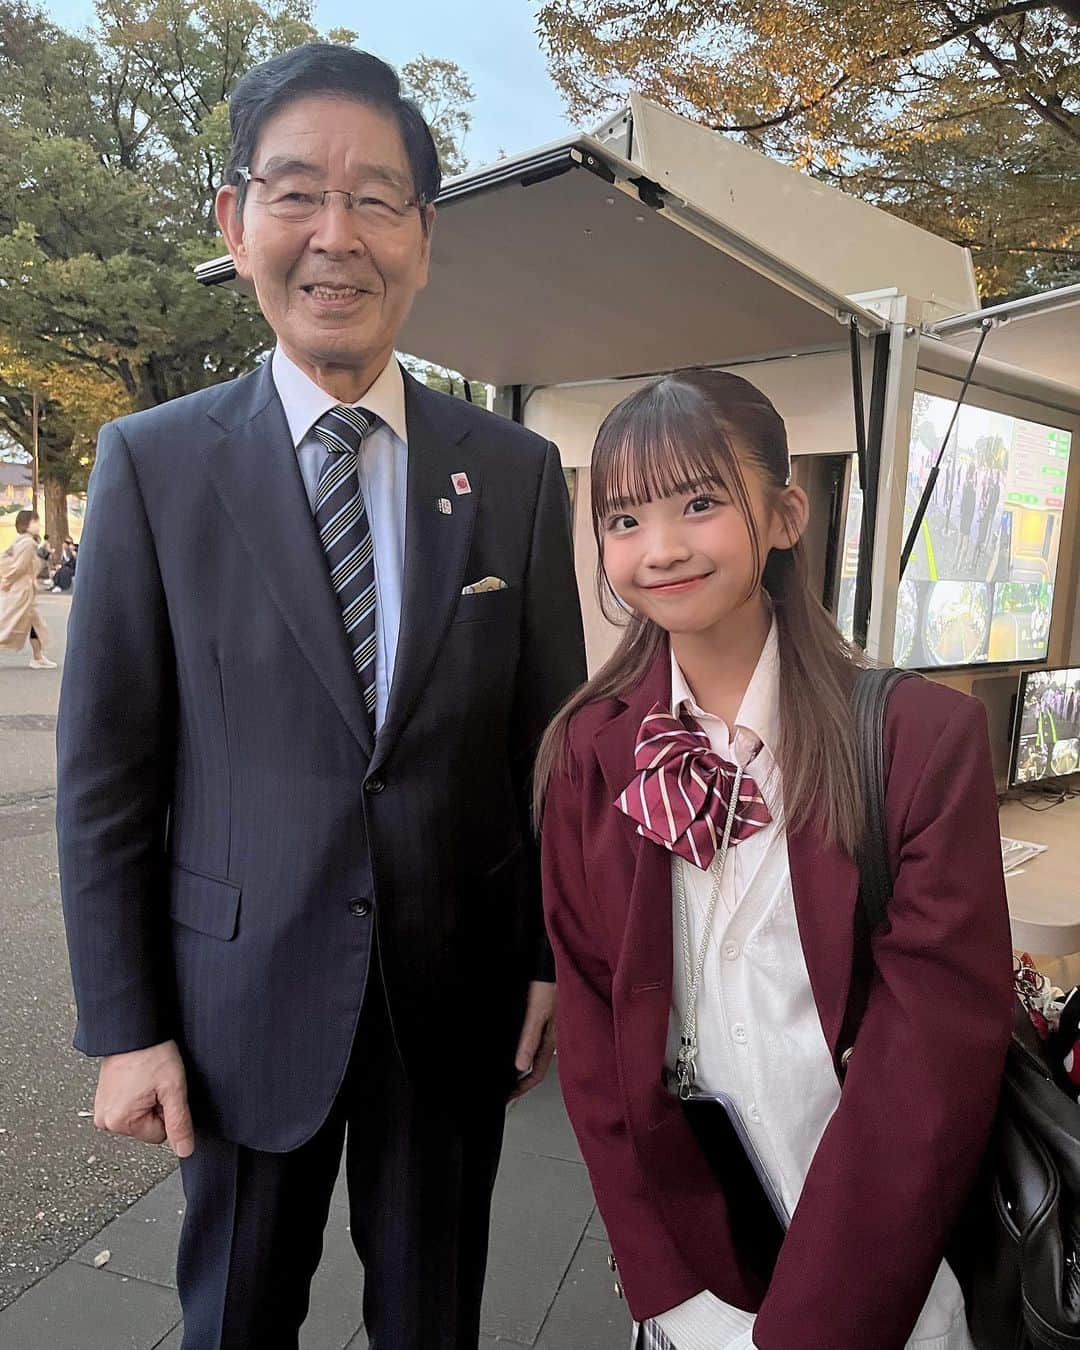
[942,3,1080,142]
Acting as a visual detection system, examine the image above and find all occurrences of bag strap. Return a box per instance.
[835,666,919,1078]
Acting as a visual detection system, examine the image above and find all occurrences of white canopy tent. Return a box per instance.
[929,285,1080,391]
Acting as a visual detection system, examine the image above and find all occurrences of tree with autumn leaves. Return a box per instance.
[537,0,1080,298]
[0,349,129,544]
[0,0,475,543]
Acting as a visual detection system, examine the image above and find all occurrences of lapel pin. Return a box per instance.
[436,497,453,515]
[451,472,471,495]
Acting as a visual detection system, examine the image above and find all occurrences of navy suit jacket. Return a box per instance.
[57,361,586,1151]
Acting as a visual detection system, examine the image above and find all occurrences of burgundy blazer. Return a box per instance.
[541,646,1013,1349]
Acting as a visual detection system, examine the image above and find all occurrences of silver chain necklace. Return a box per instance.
[673,765,744,1101]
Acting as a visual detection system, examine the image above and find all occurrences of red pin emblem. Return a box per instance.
[451,472,471,495]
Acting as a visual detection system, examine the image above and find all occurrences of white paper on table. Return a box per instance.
[1001,835,1049,875]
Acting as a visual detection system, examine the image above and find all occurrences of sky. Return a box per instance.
[43,1,582,169]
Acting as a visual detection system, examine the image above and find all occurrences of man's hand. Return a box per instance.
[94,1039,195,1158]
[510,981,557,1102]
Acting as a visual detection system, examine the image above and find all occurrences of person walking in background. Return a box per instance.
[957,463,977,572]
[537,369,1012,1349]
[974,470,1002,571]
[942,454,956,529]
[0,510,58,668]
[56,42,584,1350]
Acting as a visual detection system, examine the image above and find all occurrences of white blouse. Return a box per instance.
[652,623,972,1350]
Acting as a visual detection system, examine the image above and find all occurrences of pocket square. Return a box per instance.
[461,576,508,595]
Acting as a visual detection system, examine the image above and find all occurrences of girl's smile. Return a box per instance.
[642,571,714,595]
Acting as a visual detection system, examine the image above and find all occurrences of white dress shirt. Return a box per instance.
[271,346,408,732]
[651,621,972,1350]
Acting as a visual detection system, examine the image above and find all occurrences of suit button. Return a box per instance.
[613,1281,624,1300]
[607,1253,617,1273]
[349,900,372,917]
[365,776,385,794]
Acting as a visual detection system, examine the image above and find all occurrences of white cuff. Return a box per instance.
[653,1289,756,1349]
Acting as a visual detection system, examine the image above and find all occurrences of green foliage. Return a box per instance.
[536,0,1080,298]
[399,355,487,404]
[0,0,476,516]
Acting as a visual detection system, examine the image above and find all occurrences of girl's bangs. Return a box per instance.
[592,402,736,521]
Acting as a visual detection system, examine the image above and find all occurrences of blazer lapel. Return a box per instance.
[594,645,680,1128]
[202,362,375,758]
[369,373,477,774]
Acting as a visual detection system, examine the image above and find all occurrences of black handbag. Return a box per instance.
[849,666,1080,1350]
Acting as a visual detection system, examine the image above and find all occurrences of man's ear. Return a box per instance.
[415,202,436,290]
[214,185,252,281]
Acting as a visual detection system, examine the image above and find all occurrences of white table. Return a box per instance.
[999,795,1080,955]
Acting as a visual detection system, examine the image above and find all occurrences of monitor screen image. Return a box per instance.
[837,394,1072,667]
[1012,666,1080,787]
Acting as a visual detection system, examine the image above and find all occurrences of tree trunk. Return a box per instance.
[43,475,71,558]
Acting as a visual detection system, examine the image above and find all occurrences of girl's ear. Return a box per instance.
[769,485,810,551]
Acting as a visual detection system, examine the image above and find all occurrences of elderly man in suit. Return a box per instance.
[57,43,585,1350]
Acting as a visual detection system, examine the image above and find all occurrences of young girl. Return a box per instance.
[537,369,1013,1350]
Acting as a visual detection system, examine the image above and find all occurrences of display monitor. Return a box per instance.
[837,393,1072,668]
[1011,666,1080,787]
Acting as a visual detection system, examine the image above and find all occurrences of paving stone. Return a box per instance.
[72,1178,185,1289]
[481,1149,596,1344]
[121,1168,185,1222]
[0,1259,180,1350]
[505,1066,583,1165]
[535,1236,633,1350]
[586,1207,608,1242]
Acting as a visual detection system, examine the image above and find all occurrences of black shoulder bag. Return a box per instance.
[850,666,1080,1350]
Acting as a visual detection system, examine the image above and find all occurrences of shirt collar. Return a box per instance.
[670,615,781,758]
[271,345,408,449]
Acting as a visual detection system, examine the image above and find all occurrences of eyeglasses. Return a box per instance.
[237,167,425,228]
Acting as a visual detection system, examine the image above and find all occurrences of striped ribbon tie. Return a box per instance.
[312,404,382,721]
[615,702,771,870]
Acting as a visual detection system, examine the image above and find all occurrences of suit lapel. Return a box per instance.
[201,362,375,758]
[369,372,477,774]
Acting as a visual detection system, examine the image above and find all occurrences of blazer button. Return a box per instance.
[365,776,386,794]
[607,1252,617,1273]
[613,1281,624,1300]
[348,899,372,917]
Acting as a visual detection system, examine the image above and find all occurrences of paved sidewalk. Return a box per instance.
[0,1063,633,1350]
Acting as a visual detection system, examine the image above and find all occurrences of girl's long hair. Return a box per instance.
[535,367,867,856]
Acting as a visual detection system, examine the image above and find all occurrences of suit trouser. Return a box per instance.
[176,970,507,1350]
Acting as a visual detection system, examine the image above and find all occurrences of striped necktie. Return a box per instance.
[312,405,381,720]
